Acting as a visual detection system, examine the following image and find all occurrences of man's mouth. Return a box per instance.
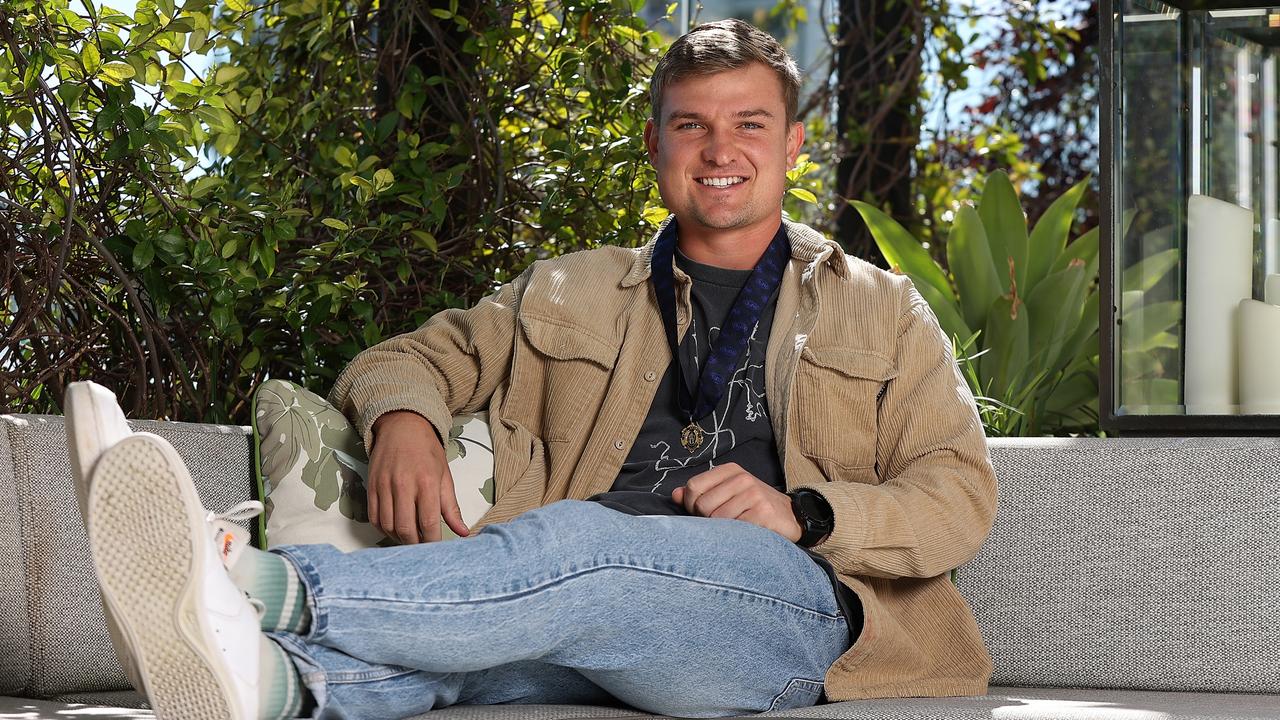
[696,176,747,188]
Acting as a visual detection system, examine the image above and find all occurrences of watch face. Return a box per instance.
[796,492,834,531]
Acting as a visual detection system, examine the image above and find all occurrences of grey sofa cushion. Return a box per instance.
[5,687,1280,719]
[0,415,258,698]
[967,437,1280,695]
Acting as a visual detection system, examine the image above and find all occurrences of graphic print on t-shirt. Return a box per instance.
[593,249,787,515]
[643,314,771,490]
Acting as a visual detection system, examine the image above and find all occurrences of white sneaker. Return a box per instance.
[83,429,264,719]
[65,381,134,519]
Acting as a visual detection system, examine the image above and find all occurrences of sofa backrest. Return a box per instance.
[0,414,257,699]
[964,436,1280,695]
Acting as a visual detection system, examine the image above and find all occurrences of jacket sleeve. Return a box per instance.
[327,265,533,455]
[796,280,998,579]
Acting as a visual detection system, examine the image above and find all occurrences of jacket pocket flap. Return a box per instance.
[521,316,618,368]
[800,346,898,381]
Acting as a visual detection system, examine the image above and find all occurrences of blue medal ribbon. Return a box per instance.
[649,219,791,451]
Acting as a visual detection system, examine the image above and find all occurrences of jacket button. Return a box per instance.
[614,440,625,450]
[644,371,656,382]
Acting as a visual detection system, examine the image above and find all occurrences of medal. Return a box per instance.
[680,422,704,453]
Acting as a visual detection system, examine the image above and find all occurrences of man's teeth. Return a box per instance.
[698,177,746,187]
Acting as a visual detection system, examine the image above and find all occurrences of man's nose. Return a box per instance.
[700,130,735,166]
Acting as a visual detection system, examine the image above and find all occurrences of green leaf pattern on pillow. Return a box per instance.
[252,378,495,550]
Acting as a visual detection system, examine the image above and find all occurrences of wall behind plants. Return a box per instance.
[3,0,748,422]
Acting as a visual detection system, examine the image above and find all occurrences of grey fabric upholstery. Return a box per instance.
[0,414,258,699]
[0,418,31,696]
[3,415,1279,718]
[5,687,1280,719]
[965,437,1280,695]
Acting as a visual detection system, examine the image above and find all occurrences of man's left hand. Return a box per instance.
[672,463,802,543]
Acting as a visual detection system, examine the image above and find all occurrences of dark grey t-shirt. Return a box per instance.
[592,247,783,514]
[586,246,862,644]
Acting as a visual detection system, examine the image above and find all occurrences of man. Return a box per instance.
[71,18,996,720]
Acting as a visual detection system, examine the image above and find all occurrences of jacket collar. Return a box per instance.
[619,215,850,288]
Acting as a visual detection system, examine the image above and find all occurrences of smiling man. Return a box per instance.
[73,19,997,720]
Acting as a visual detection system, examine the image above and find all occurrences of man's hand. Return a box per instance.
[367,410,470,544]
[672,463,802,543]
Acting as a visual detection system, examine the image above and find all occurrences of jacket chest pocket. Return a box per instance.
[512,316,620,442]
[792,346,897,476]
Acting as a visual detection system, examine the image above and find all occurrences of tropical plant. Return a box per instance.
[1117,239,1181,409]
[853,171,1100,436]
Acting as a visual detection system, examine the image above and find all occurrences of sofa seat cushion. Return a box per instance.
[747,687,1280,718]
[9,687,1277,719]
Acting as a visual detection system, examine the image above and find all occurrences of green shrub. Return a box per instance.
[1,0,673,421]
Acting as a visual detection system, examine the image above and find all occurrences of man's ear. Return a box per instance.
[786,120,805,167]
[644,118,658,164]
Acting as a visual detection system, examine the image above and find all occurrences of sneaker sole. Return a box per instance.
[87,434,246,720]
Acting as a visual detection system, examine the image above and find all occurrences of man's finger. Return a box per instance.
[691,479,740,518]
[367,477,380,532]
[378,482,397,541]
[393,479,421,544]
[439,466,469,538]
[707,493,754,521]
[420,484,442,543]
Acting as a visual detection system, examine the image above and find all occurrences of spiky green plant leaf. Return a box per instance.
[947,204,1001,331]
[977,171,1029,295]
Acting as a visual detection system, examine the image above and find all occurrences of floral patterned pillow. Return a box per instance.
[251,379,495,551]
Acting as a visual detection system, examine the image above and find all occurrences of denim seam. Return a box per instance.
[767,677,825,712]
[324,562,845,623]
[271,545,330,641]
[322,667,422,684]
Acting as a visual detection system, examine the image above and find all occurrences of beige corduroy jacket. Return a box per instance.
[328,218,998,700]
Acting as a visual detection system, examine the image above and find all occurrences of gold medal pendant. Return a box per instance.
[680,422,704,453]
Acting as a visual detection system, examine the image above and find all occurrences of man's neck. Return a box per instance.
[675,222,782,271]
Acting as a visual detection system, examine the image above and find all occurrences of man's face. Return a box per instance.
[644,62,804,238]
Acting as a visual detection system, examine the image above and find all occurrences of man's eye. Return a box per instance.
[678,122,703,130]
[742,122,763,130]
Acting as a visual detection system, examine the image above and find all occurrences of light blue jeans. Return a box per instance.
[267,499,851,719]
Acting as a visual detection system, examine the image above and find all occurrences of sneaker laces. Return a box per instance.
[246,596,267,621]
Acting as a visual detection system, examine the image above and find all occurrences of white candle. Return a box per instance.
[1266,273,1280,305]
[1268,219,1280,277]
[1239,299,1280,414]
[1185,195,1253,414]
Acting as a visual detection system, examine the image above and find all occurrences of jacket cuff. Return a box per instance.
[351,396,452,457]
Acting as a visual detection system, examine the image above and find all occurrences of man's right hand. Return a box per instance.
[367,410,470,544]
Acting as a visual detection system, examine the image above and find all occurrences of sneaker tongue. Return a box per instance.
[212,521,252,571]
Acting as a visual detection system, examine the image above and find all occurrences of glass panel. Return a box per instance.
[1116,0,1185,414]
[1114,1,1280,416]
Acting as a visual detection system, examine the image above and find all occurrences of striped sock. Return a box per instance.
[259,636,305,720]
[227,546,311,634]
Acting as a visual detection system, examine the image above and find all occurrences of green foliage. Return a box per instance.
[0,0,686,421]
[853,171,1099,436]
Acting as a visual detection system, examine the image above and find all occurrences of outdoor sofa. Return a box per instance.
[2,412,1279,719]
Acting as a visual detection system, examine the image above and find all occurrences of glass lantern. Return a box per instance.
[1102,0,1280,433]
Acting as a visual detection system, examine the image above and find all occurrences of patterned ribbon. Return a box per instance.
[650,219,791,441]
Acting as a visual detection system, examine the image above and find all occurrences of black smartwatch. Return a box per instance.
[788,488,835,548]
